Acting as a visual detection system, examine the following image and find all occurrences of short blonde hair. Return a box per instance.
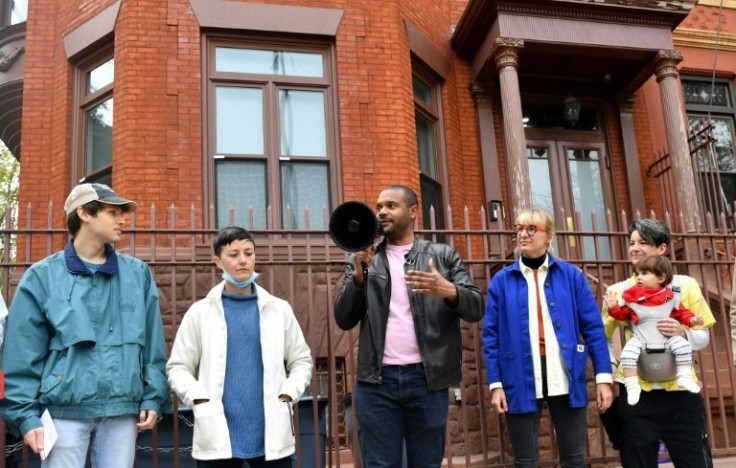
[515,208,556,237]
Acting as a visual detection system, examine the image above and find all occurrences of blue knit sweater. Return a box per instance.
[222,288,265,459]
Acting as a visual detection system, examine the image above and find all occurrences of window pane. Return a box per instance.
[216,160,267,229]
[420,175,444,230]
[688,114,736,215]
[279,90,326,157]
[85,98,113,174]
[683,82,730,107]
[216,87,264,155]
[281,162,329,229]
[693,116,736,173]
[412,75,434,109]
[11,0,28,24]
[86,59,114,95]
[416,112,437,177]
[567,149,611,260]
[216,48,323,78]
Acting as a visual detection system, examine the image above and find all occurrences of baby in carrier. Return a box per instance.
[605,255,704,405]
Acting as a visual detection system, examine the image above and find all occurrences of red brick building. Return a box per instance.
[2,0,734,236]
[3,0,736,464]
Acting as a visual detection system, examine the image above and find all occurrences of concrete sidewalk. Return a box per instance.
[612,456,736,468]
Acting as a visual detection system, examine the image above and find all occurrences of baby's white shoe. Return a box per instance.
[624,376,641,405]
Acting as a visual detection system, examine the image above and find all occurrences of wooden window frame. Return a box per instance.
[203,34,340,229]
[412,62,448,230]
[71,47,114,186]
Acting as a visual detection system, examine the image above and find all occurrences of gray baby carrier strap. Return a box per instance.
[626,278,681,382]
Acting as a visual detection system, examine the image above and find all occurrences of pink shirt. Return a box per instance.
[382,243,422,365]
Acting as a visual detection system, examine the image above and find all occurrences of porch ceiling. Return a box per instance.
[452,0,696,96]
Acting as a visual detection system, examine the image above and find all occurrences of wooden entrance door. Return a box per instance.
[525,132,613,260]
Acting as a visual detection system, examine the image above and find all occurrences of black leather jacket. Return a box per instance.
[334,238,484,391]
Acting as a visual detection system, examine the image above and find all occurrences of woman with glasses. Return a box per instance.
[482,208,613,468]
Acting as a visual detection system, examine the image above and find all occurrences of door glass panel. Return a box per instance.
[527,147,554,214]
[567,149,611,260]
[281,162,329,229]
[85,98,113,174]
[416,112,437,177]
[216,160,267,229]
[216,48,323,78]
[527,147,559,254]
[279,90,326,157]
[216,87,264,155]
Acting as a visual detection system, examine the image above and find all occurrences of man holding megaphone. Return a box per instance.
[334,185,484,468]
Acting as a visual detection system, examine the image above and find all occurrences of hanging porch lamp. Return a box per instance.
[563,93,581,127]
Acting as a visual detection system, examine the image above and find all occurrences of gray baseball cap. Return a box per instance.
[64,183,138,216]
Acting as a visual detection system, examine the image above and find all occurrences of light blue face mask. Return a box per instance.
[222,271,259,290]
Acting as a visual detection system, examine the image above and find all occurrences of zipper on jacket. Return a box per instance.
[286,401,294,436]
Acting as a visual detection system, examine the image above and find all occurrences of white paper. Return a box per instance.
[40,409,58,460]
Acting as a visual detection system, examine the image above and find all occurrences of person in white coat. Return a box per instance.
[167,226,313,468]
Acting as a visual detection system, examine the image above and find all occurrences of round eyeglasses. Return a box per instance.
[512,224,547,237]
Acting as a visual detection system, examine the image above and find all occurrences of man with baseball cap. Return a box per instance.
[0,183,171,467]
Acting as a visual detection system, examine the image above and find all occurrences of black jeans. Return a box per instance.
[617,384,713,468]
[505,395,588,468]
[196,455,293,468]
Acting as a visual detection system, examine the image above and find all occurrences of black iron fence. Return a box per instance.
[1,203,735,467]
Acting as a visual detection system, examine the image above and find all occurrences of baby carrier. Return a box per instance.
[625,277,682,382]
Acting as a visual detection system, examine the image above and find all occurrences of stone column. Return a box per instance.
[654,50,700,231]
[493,38,531,219]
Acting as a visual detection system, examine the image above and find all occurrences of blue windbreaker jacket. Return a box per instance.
[0,241,172,436]
[482,255,610,413]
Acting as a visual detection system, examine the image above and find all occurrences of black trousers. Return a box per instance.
[197,456,293,468]
[617,384,713,468]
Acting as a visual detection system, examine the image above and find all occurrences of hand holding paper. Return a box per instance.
[40,409,58,460]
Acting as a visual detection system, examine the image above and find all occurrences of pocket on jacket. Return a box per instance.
[192,400,229,453]
[572,345,588,383]
[39,354,67,398]
[499,352,517,387]
[277,399,296,448]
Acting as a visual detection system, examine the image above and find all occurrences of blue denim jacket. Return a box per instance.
[482,255,610,413]
[0,240,172,436]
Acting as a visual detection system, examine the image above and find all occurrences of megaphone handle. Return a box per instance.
[361,261,369,279]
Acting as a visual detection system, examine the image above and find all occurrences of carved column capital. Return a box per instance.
[654,50,683,82]
[492,38,524,72]
[617,95,637,114]
[469,83,493,104]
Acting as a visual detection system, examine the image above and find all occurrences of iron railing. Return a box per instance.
[1,203,735,468]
